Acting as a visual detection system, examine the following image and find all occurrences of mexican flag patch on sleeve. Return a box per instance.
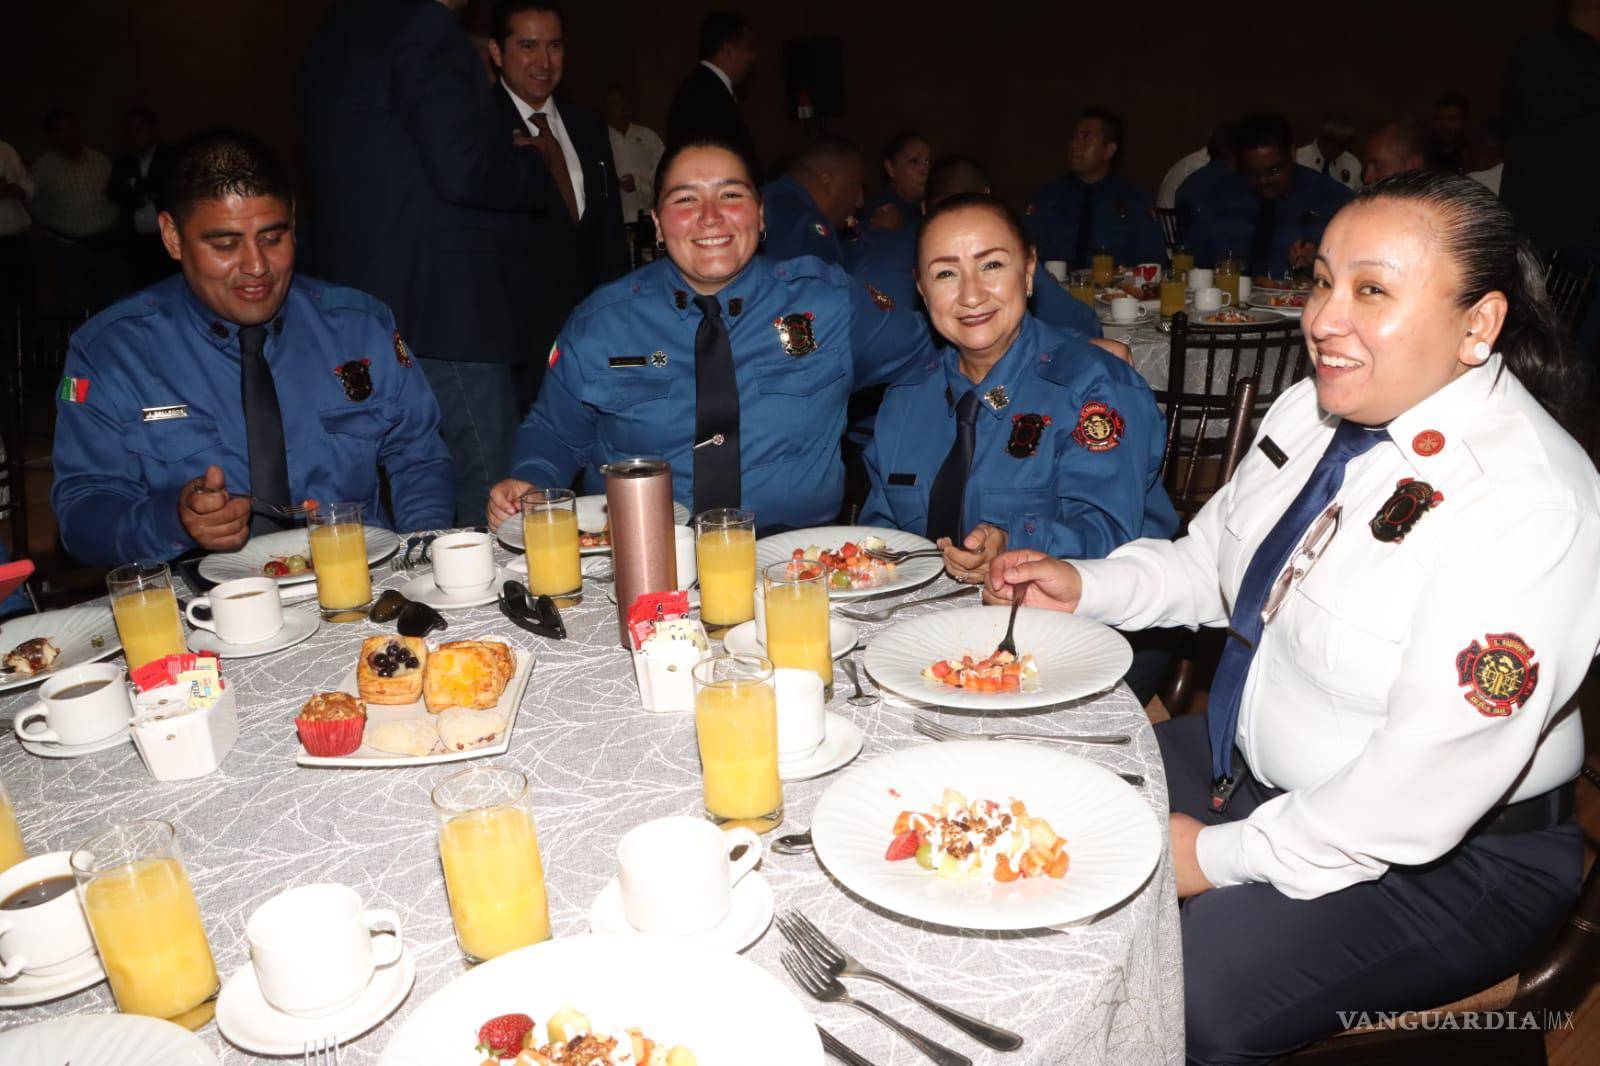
[58,376,89,403]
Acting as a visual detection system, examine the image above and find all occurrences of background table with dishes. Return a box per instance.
[0,503,1183,1064]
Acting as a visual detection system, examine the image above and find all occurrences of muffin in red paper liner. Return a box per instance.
[296,691,367,756]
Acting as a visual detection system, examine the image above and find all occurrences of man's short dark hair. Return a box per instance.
[125,106,158,127]
[1236,113,1293,156]
[1434,92,1469,112]
[162,129,292,226]
[1080,108,1124,150]
[789,135,862,177]
[697,11,748,61]
[925,155,991,206]
[491,0,563,43]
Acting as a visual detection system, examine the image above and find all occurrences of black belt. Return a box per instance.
[1469,782,1575,838]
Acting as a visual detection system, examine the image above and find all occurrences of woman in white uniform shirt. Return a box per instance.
[985,171,1600,1063]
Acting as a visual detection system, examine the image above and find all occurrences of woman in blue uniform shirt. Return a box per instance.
[862,131,930,232]
[860,193,1177,581]
[487,138,935,533]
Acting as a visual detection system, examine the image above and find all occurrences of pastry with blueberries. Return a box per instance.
[356,635,429,704]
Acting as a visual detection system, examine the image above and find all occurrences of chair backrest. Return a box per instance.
[3,309,89,559]
[1154,207,1181,248]
[1544,254,1595,329]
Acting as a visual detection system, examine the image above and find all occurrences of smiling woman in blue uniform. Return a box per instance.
[487,138,934,533]
[50,130,453,569]
[860,193,1176,582]
[984,172,1600,1062]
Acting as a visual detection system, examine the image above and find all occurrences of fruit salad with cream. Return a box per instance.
[923,650,1039,693]
[886,789,1069,883]
[791,538,895,590]
[475,1005,695,1066]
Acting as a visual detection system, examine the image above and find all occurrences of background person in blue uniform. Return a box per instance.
[486,138,936,535]
[1025,109,1167,271]
[757,136,864,265]
[51,130,453,569]
[862,131,929,233]
[862,193,1176,581]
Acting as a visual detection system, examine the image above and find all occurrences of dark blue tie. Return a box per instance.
[692,294,741,514]
[1072,182,1096,269]
[926,389,981,544]
[1206,419,1387,811]
[239,324,292,535]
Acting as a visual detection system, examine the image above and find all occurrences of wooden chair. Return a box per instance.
[1155,206,1182,248]
[1544,253,1595,330]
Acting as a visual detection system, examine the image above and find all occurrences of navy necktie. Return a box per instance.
[1072,182,1096,269]
[1249,196,1276,276]
[1205,420,1387,811]
[926,389,981,543]
[692,294,741,514]
[1321,156,1332,176]
[239,324,292,535]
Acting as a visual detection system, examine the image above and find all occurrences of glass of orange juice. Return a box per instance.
[432,766,551,962]
[1216,253,1241,304]
[71,819,218,1029]
[1067,270,1095,306]
[1091,248,1116,286]
[695,508,756,636]
[1171,245,1195,280]
[693,654,782,833]
[107,562,185,670]
[0,774,26,873]
[762,561,831,694]
[1159,268,1188,323]
[307,501,371,620]
[521,488,582,606]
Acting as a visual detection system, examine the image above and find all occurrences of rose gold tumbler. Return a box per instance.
[603,458,677,647]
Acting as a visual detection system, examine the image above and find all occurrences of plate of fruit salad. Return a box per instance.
[199,526,400,587]
[377,934,822,1066]
[755,526,942,601]
[811,740,1161,929]
[865,605,1131,711]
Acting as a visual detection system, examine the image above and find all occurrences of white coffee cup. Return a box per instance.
[246,883,402,1018]
[186,576,283,645]
[674,526,697,591]
[14,664,132,747]
[1187,267,1214,291]
[0,851,96,978]
[1194,287,1233,312]
[774,668,826,760]
[1238,276,1253,304]
[617,817,762,936]
[1110,297,1149,324]
[1043,260,1068,283]
[430,530,496,595]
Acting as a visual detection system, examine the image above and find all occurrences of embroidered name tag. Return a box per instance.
[141,404,189,422]
[887,473,918,486]
[608,356,648,368]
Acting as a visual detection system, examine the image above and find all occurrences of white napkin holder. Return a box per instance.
[632,619,711,713]
[128,680,239,780]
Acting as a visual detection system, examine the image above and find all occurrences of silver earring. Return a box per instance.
[655,239,665,252]
[1472,340,1491,363]
[759,228,767,243]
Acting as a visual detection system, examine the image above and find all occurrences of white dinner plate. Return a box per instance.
[198,526,400,587]
[864,605,1131,712]
[295,640,534,768]
[497,498,690,554]
[0,605,121,694]
[1191,307,1287,329]
[811,740,1161,930]
[720,617,858,660]
[1248,296,1306,317]
[0,1013,218,1066]
[755,526,942,601]
[377,933,822,1066]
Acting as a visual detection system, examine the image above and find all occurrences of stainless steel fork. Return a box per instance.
[780,948,971,1066]
[303,1035,342,1066]
[913,713,1130,747]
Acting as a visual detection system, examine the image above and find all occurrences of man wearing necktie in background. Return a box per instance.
[1024,109,1166,271]
[49,130,453,569]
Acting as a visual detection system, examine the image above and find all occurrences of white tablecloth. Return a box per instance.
[0,544,1183,1064]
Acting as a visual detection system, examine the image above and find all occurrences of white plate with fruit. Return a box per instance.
[755,525,942,601]
[376,933,822,1066]
[198,526,400,587]
[811,740,1161,930]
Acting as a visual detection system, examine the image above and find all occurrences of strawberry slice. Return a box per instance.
[885,829,921,861]
[476,1013,534,1060]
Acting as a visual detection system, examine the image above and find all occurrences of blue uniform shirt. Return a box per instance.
[510,255,937,532]
[1180,164,1353,274]
[759,174,843,264]
[862,187,921,229]
[861,314,1177,557]
[51,273,454,568]
[1025,172,1167,270]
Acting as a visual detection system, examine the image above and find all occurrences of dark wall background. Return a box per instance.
[0,0,1556,210]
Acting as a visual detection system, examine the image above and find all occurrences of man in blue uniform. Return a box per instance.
[1182,113,1353,275]
[51,130,452,569]
[759,137,863,265]
[1025,110,1167,270]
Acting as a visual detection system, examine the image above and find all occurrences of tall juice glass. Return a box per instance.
[71,820,218,1029]
[307,502,371,620]
[0,774,25,873]
[1091,248,1116,286]
[1215,254,1241,304]
[693,654,782,833]
[695,508,756,636]
[1067,271,1095,306]
[762,561,831,693]
[1170,245,1195,279]
[521,488,582,606]
[1159,268,1188,323]
[432,766,551,962]
[107,562,185,670]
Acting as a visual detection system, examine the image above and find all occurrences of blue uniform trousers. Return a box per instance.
[1156,712,1581,1064]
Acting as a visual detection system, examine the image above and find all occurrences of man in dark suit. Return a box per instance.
[488,0,629,406]
[108,107,175,288]
[298,0,553,525]
[666,10,759,174]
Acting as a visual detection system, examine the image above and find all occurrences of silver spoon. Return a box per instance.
[841,657,878,707]
[772,828,813,854]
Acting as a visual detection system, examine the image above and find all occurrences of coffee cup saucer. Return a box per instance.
[721,618,859,661]
[398,568,515,610]
[185,609,320,660]
[215,940,414,1056]
[779,712,864,782]
[16,728,131,760]
[588,870,773,954]
[0,947,105,1007]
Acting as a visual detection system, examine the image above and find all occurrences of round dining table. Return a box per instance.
[0,539,1184,1064]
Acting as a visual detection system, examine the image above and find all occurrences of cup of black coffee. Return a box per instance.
[13,663,132,747]
[0,851,97,977]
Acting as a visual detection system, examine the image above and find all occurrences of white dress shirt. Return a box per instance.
[608,122,665,222]
[1469,163,1503,196]
[700,59,735,97]
[0,140,34,237]
[504,84,587,217]
[1073,358,1600,899]
[1156,146,1210,210]
[1295,143,1363,190]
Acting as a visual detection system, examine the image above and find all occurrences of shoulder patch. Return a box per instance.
[812,221,829,238]
[866,284,894,311]
[547,341,560,369]
[393,331,414,367]
[57,375,90,403]
[1455,633,1538,717]
[1071,400,1124,452]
